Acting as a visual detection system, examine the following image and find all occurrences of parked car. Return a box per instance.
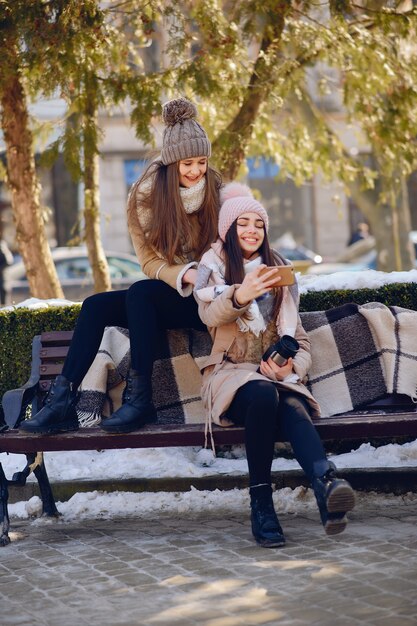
[4,247,147,304]
[306,237,377,275]
[306,233,417,275]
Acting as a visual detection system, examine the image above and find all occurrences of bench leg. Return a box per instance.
[0,462,10,547]
[12,453,60,518]
[32,454,60,517]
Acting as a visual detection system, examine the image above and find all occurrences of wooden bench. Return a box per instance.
[1,329,417,546]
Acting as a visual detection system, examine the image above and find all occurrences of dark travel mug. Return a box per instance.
[261,335,299,366]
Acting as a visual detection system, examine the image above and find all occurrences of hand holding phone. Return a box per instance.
[258,265,295,287]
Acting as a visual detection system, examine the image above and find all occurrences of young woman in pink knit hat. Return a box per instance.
[195,182,355,548]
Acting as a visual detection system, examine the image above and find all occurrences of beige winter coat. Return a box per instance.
[127,171,207,296]
[196,284,321,426]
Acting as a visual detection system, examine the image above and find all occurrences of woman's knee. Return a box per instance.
[78,290,127,327]
[252,381,279,408]
[80,292,113,316]
[279,394,311,427]
[238,381,280,414]
[127,278,166,304]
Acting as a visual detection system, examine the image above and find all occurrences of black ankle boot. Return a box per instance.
[312,459,355,536]
[100,370,157,434]
[250,484,286,548]
[19,375,79,434]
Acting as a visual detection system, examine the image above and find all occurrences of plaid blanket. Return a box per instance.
[76,326,212,427]
[76,302,417,425]
[300,302,417,417]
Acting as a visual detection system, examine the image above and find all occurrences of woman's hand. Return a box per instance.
[182,268,198,286]
[235,265,281,306]
[259,357,294,381]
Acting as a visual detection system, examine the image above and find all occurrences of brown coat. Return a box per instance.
[127,174,206,295]
[196,284,321,426]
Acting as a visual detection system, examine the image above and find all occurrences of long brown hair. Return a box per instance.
[224,220,285,318]
[128,159,221,264]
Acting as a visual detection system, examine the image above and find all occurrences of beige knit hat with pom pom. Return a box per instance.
[161,97,211,165]
[219,182,269,242]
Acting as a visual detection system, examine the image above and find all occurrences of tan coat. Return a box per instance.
[127,173,206,295]
[196,284,321,426]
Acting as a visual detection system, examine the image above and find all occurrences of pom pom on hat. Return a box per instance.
[161,96,211,165]
[162,98,198,127]
[218,182,269,242]
[220,182,254,204]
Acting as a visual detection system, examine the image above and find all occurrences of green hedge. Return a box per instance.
[0,304,81,408]
[0,281,416,409]
[299,282,417,312]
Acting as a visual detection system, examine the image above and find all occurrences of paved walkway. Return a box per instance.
[1,495,417,626]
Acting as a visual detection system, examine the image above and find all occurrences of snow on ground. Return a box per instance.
[4,438,417,522]
[4,269,417,521]
[9,486,417,524]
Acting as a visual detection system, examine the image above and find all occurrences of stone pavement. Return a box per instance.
[2,494,417,626]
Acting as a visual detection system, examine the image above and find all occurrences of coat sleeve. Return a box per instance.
[127,183,196,297]
[195,283,251,328]
[292,315,312,380]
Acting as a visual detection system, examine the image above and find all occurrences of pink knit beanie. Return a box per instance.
[218,182,269,242]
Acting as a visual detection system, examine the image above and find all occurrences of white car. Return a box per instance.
[4,247,147,304]
[307,233,417,276]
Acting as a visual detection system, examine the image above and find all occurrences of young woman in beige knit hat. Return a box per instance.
[21,98,221,436]
[195,183,355,548]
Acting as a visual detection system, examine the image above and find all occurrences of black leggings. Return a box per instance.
[226,380,327,486]
[62,279,205,388]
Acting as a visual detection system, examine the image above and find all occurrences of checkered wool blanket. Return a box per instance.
[76,325,212,427]
[76,302,417,425]
[300,302,417,417]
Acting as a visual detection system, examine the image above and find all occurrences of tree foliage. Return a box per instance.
[2,0,417,289]
[157,0,417,270]
[0,1,173,295]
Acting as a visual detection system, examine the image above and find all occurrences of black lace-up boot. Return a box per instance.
[250,484,286,548]
[19,375,79,434]
[100,370,157,433]
[312,459,356,536]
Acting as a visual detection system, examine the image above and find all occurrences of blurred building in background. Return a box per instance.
[1,36,416,266]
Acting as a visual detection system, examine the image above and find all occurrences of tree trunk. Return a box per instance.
[212,7,290,180]
[83,79,111,293]
[0,66,64,300]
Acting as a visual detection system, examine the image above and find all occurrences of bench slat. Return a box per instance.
[39,347,70,360]
[2,412,417,454]
[40,331,74,346]
[39,364,68,377]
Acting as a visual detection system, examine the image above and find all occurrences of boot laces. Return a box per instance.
[45,380,58,405]
[123,377,133,402]
[321,467,337,488]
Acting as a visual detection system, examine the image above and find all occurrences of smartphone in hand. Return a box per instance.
[259,265,295,287]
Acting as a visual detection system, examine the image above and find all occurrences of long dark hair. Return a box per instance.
[223,220,285,318]
[127,159,221,264]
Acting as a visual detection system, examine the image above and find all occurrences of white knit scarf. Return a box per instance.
[136,173,206,220]
[180,177,206,213]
